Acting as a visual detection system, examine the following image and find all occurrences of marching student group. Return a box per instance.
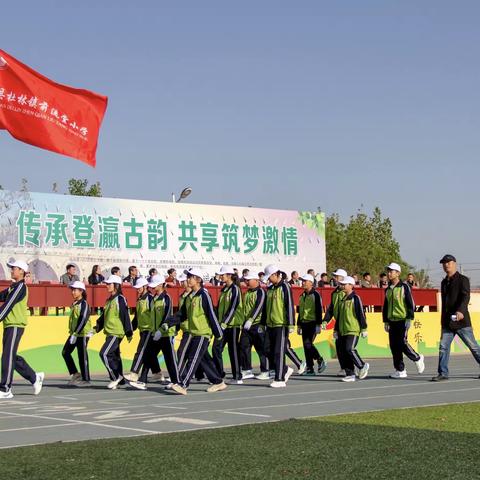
[0,259,428,398]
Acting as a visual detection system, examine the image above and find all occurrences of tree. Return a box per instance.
[326,207,411,281]
[68,178,102,197]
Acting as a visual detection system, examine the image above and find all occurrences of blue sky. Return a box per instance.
[1,1,479,285]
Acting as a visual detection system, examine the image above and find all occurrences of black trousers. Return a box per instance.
[212,327,242,380]
[62,336,90,381]
[239,325,268,372]
[130,330,152,374]
[1,326,36,392]
[388,320,420,371]
[286,339,302,369]
[180,336,223,388]
[300,322,323,369]
[267,327,289,381]
[178,332,205,380]
[100,336,124,381]
[336,334,365,376]
[140,336,179,384]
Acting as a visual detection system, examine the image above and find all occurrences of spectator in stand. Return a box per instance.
[361,272,372,288]
[289,271,301,286]
[318,273,329,287]
[111,266,121,276]
[240,269,250,285]
[147,268,157,282]
[353,274,361,286]
[88,265,104,285]
[307,269,318,287]
[210,273,223,286]
[123,266,139,286]
[406,273,419,289]
[60,264,80,286]
[234,268,239,276]
[378,272,388,288]
[165,268,179,287]
[258,272,266,284]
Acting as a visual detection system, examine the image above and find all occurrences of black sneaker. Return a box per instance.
[304,368,316,376]
[431,374,448,382]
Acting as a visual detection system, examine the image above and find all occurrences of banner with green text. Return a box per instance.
[0,190,325,282]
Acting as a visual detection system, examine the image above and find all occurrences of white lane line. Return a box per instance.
[222,411,271,418]
[143,416,216,425]
[53,396,78,401]
[0,410,162,435]
[0,423,75,433]
[152,405,188,410]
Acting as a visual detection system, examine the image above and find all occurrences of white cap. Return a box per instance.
[148,274,165,288]
[183,267,204,279]
[69,281,86,291]
[386,262,401,272]
[300,273,315,283]
[216,265,235,275]
[339,276,355,285]
[104,275,122,285]
[7,260,29,272]
[263,264,281,279]
[244,273,259,281]
[177,273,187,282]
[133,277,149,289]
[332,269,348,277]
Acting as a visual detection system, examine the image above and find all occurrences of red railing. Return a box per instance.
[0,281,438,311]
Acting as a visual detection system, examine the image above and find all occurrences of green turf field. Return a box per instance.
[2,402,479,479]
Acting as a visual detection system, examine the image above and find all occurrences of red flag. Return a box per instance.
[0,49,107,167]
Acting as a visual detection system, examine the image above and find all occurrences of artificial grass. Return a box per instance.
[1,402,480,479]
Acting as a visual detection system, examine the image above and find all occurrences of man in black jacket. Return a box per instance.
[432,254,480,381]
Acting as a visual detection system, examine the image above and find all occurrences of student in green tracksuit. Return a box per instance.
[167,268,227,395]
[62,281,92,387]
[239,272,268,380]
[297,273,327,375]
[323,268,348,376]
[133,274,179,390]
[212,266,244,384]
[383,262,424,379]
[95,275,133,390]
[0,260,44,399]
[334,276,369,382]
[124,277,155,384]
[262,264,295,388]
[176,273,193,372]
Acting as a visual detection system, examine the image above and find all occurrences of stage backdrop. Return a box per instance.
[0,190,325,281]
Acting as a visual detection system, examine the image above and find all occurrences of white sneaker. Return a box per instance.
[229,379,244,385]
[165,383,173,390]
[285,366,294,383]
[33,372,44,395]
[206,382,227,393]
[270,381,286,388]
[129,381,147,390]
[298,361,307,375]
[415,354,425,374]
[124,372,139,382]
[68,372,82,385]
[150,372,165,382]
[358,363,369,380]
[255,371,270,380]
[171,383,188,395]
[108,375,124,390]
[268,370,275,379]
[241,370,255,380]
[390,370,407,379]
[341,375,356,382]
[0,389,13,399]
[337,369,346,377]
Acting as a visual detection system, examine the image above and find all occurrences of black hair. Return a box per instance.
[167,268,176,275]
[112,284,122,295]
[280,271,287,281]
[379,272,387,278]
[291,271,298,277]
[66,264,75,270]
[242,268,249,275]
[128,265,137,274]
[81,289,87,301]
[321,272,328,278]
[149,268,157,276]
[91,265,100,276]
[363,272,370,278]
[307,268,314,275]
[230,273,241,287]
[111,266,120,275]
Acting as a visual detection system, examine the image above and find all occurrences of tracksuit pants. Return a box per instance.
[62,336,90,381]
[336,334,365,376]
[286,339,302,370]
[0,326,36,392]
[239,325,268,372]
[300,322,323,369]
[212,327,242,380]
[99,336,124,381]
[177,332,205,380]
[388,320,420,372]
[139,336,179,384]
[130,330,152,374]
[267,327,289,381]
[179,335,223,389]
